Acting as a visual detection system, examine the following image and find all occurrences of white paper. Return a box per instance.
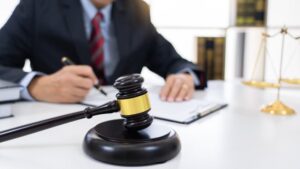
[148,93,225,123]
[81,88,116,106]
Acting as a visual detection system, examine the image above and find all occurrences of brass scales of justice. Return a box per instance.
[243,26,300,115]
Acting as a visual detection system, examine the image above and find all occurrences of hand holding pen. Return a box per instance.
[27,61,100,103]
[61,57,107,96]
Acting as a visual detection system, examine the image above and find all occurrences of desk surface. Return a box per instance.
[1,80,300,169]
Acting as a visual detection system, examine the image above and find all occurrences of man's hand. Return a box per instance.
[160,73,195,102]
[28,66,98,103]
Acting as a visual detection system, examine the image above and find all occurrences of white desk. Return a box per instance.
[1,80,300,169]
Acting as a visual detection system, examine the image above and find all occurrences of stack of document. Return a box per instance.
[0,105,13,119]
[0,79,22,119]
[82,88,227,124]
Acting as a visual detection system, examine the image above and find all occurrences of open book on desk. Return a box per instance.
[81,88,227,124]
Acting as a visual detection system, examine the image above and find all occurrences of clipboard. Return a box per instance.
[152,103,228,124]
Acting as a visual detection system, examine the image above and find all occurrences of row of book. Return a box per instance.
[0,79,21,119]
[197,37,226,80]
[236,0,267,26]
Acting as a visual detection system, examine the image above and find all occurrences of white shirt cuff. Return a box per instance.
[19,72,45,101]
[178,68,200,86]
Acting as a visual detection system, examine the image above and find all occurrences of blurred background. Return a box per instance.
[1,0,300,84]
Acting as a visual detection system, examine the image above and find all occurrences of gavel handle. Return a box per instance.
[0,101,120,143]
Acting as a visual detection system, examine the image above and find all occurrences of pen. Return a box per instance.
[61,56,108,96]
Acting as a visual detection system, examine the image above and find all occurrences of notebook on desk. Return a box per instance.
[81,88,227,124]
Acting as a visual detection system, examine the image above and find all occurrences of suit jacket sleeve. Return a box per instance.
[0,0,34,83]
[140,2,207,89]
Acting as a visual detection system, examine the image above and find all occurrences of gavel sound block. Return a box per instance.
[0,74,181,166]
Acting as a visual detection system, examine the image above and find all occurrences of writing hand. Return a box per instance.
[28,66,98,103]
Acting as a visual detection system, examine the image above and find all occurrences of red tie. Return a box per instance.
[90,12,105,84]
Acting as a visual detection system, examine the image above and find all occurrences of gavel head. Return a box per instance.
[113,74,153,131]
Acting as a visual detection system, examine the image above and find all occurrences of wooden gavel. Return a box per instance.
[0,74,153,143]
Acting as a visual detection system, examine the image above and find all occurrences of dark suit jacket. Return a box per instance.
[0,0,206,88]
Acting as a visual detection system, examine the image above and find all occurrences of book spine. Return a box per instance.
[214,38,225,79]
[245,0,256,26]
[197,37,206,71]
[236,0,246,26]
[197,37,226,80]
[205,39,215,80]
[255,0,266,26]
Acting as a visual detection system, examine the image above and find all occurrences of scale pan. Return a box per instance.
[281,78,300,85]
[242,80,280,88]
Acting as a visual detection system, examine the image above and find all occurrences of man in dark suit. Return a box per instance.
[0,0,206,103]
